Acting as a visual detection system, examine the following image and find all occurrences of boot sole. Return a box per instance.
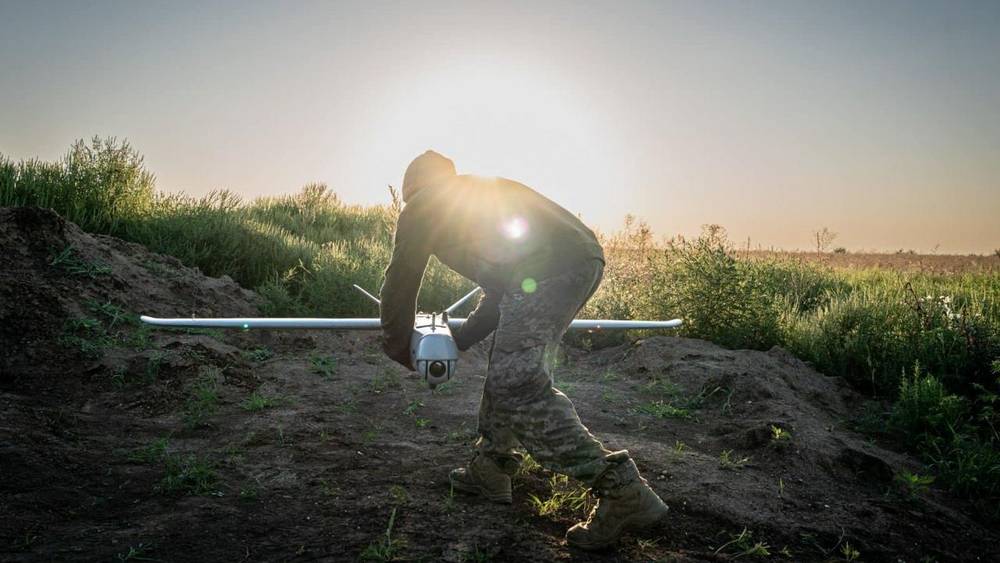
[449,477,512,504]
[567,502,669,551]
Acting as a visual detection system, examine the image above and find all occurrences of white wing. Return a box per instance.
[446,318,682,330]
[568,319,683,330]
[139,316,383,330]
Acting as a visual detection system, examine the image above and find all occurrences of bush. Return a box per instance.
[1,136,155,234]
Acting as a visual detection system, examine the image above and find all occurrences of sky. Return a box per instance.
[1,0,998,253]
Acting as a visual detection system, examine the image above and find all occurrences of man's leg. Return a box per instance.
[451,260,668,549]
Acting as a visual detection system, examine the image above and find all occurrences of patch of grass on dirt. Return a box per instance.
[183,367,221,428]
[895,470,935,500]
[128,437,169,463]
[49,244,112,278]
[156,454,220,496]
[360,507,405,561]
[527,474,592,517]
[636,400,693,419]
[369,368,402,394]
[241,391,279,412]
[714,527,771,558]
[60,316,114,359]
[718,449,751,470]
[242,347,274,362]
[310,354,338,378]
[115,542,155,562]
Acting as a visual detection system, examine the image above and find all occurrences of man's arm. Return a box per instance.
[380,207,430,369]
[453,290,501,351]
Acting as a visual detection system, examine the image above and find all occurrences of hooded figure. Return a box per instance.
[401,150,456,203]
[379,151,669,550]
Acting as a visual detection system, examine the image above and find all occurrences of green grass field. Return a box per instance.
[3,137,998,508]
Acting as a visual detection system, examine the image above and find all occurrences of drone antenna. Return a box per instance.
[352,284,381,305]
[445,286,482,315]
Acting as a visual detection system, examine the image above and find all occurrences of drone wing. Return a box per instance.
[139,316,382,330]
[446,318,682,330]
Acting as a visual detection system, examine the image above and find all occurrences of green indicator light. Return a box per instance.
[242,323,249,330]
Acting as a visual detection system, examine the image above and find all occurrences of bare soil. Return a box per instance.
[1,207,997,562]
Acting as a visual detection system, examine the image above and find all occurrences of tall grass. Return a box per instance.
[2,138,998,506]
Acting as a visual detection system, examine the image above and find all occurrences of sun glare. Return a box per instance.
[360,54,631,219]
[502,216,528,240]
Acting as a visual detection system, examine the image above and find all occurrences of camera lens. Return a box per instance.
[428,361,447,378]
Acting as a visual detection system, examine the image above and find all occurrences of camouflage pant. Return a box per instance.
[475,259,614,484]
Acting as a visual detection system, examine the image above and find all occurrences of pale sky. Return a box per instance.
[1,0,998,253]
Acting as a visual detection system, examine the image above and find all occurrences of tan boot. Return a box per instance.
[565,451,669,550]
[449,453,520,504]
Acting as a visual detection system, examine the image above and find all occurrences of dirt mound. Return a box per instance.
[1,207,996,562]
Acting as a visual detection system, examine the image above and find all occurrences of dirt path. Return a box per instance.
[2,208,997,562]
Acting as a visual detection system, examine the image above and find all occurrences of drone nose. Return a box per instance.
[428,361,447,378]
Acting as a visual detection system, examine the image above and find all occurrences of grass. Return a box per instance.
[527,474,592,517]
[718,450,751,470]
[50,245,111,278]
[183,368,221,428]
[156,454,220,496]
[309,354,338,378]
[714,528,771,558]
[128,437,169,463]
[241,391,279,412]
[3,137,998,508]
[360,507,405,561]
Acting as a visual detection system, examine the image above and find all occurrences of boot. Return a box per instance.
[565,451,669,550]
[449,453,521,504]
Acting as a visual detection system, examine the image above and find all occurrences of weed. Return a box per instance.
[600,369,621,382]
[360,507,405,561]
[50,245,111,278]
[443,482,457,513]
[362,424,383,444]
[156,454,220,496]
[714,528,770,558]
[515,454,543,479]
[144,351,164,382]
[310,354,338,378]
[239,486,259,502]
[241,391,279,412]
[403,399,424,416]
[243,347,274,362]
[527,474,592,517]
[115,543,155,562]
[415,417,430,428]
[840,541,861,561]
[336,396,359,414]
[770,425,792,447]
[718,450,751,470]
[895,471,935,500]
[636,400,692,419]
[369,368,402,394]
[183,368,221,429]
[129,437,169,463]
[389,484,409,505]
[432,380,459,395]
[553,376,577,394]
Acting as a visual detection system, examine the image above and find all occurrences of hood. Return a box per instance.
[402,150,456,202]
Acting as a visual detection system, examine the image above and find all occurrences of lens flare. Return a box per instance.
[521,277,537,293]
[502,217,528,239]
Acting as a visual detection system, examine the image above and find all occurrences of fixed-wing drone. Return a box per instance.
[141,285,682,388]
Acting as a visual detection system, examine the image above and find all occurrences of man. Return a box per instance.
[380,150,668,550]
